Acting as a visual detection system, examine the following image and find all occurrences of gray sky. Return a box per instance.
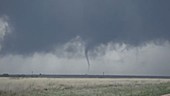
[0,0,170,75]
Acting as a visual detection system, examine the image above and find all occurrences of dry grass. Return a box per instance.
[0,77,170,96]
[162,94,170,96]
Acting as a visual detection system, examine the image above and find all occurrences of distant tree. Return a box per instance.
[39,73,42,77]
[2,73,9,77]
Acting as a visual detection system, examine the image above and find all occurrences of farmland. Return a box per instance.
[0,77,170,96]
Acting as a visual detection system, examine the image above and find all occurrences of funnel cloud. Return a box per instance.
[85,47,90,72]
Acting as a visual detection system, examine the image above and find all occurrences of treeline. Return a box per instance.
[0,74,170,79]
[0,73,41,77]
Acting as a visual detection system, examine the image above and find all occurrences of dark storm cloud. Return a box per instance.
[0,0,170,54]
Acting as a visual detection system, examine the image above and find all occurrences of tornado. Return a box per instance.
[135,47,139,64]
[85,47,90,72]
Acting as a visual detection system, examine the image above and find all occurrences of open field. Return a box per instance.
[0,77,170,96]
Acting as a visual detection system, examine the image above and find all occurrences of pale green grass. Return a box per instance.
[0,77,170,96]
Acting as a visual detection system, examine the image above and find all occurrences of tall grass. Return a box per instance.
[0,77,170,96]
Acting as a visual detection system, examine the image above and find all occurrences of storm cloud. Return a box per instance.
[0,0,170,75]
[0,15,11,51]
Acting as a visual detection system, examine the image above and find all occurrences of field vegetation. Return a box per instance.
[0,77,170,96]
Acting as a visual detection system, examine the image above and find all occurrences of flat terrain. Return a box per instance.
[0,77,170,96]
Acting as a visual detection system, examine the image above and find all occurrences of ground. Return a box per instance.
[0,77,170,96]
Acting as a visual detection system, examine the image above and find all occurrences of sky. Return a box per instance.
[0,0,170,75]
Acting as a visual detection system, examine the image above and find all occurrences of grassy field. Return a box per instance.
[0,77,170,96]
